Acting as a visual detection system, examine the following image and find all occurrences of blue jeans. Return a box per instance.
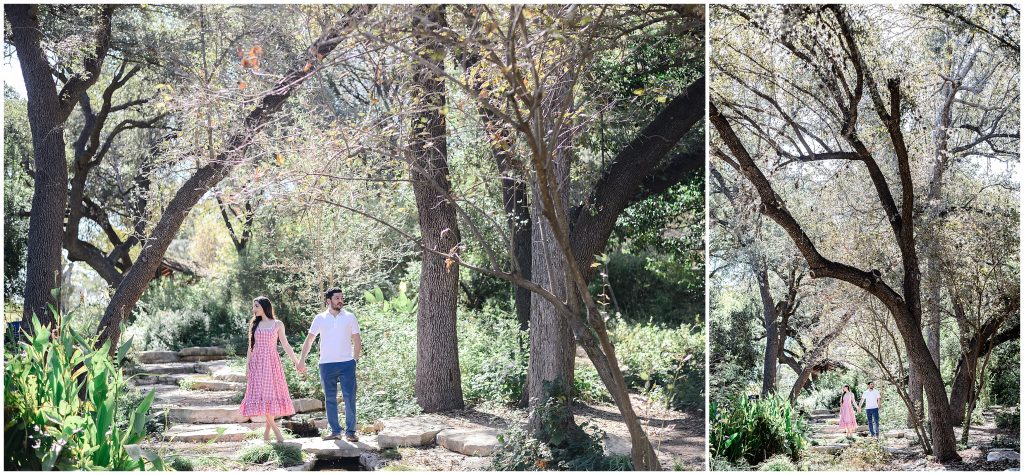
[866,408,879,437]
[320,360,357,435]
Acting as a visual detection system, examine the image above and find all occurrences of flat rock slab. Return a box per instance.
[179,346,228,357]
[989,450,1021,463]
[180,354,229,362]
[167,405,250,424]
[437,428,500,456]
[295,436,378,459]
[127,362,199,376]
[211,367,247,383]
[136,351,180,364]
[293,398,324,413]
[885,430,906,439]
[376,416,450,448]
[163,423,255,442]
[809,444,847,455]
[184,378,245,392]
[810,409,833,417]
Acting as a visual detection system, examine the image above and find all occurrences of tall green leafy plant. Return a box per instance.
[710,394,808,466]
[4,306,163,470]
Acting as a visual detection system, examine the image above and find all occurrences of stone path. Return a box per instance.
[802,407,1020,470]
[135,347,703,470]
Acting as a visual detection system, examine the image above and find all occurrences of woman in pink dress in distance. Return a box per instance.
[240,297,301,443]
[837,384,861,437]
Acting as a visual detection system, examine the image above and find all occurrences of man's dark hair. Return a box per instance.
[325,287,343,301]
[868,381,875,385]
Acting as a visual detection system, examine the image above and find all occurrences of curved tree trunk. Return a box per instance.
[96,10,367,349]
[409,4,464,413]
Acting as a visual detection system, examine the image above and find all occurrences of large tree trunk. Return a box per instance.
[525,152,579,439]
[409,4,464,413]
[756,267,780,395]
[96,12,365,349]
[7,5,112,328]
[949,322,1019,425]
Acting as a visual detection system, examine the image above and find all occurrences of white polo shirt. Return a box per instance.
[863,389,881,409]
[308,308,360,364]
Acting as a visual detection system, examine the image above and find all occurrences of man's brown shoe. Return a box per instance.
[345,433,359,442]
[323,433,341,441]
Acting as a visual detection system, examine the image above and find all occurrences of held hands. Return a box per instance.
[296,360,308,375]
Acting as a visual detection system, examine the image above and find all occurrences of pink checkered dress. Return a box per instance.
[239,321,296,418]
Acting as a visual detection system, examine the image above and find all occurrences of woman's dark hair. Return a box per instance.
[324,287,343,301]
[249,296,275,351]
[842,384,850,391]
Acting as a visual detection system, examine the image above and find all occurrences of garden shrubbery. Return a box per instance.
[4,308,163,470]
[711,394,808,466]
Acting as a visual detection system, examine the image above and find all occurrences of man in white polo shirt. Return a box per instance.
[859,381,882,438]
[298,287,361,441]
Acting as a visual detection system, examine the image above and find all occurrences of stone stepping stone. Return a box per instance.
[988,450,1021,463]
[885,430,906,439]
[196,363,247,383]
[182,377,245,392]
[137,350,180,364]
[163,423,256,442]
[179,346,228,357]
[809,444,847,455]
[375,416,450,448]
[294,436,379,459]
[437,428,500,456]
[133,374,189,386]
[292,398,324,413]
[127,362,199,376]
[602,434,661,458]
[162,398,323,424]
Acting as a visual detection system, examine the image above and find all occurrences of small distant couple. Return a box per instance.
[237,287,361,444]
[838,382,882,438]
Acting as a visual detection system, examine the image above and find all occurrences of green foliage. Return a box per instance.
[3,87,31,301]
[995,408,1020,430]
[130,279,248,353]
[363,283,417,314]
[757,454,797,471]
[709,299,761,408]
[4,307,163,470]
[168,456,194,471]
[572,364,613,404]
[612,321,704,410]
[711,394,809,466]
[598,252,702,327]
[492,406,634,471]
[835,438,890,470]
[237,443,303,467]
[345,302,421,424]
[989,340,1020,407]
[492,426,555,471]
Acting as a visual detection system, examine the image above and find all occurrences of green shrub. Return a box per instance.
[757,454,797,471]
[237,443,303,467]
[493,392,636,471]
[492,426,554,471]
[168,456,194,471]
[711,394,809,466]
[995,409,1020,430]
[346,303,420,424]
[836,438,889,470]
[612,321,704,410]
[460,307,528,405]
[4,307,163,470]
[573,364,612,404]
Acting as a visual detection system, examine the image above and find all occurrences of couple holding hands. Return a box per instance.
[238,288,360,444]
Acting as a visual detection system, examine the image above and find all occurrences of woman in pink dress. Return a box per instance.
[240,297,300,443]
[837,384,861,437]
